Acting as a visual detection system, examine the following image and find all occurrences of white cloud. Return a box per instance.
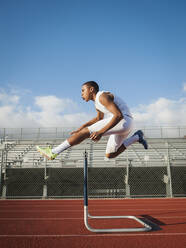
[0,89,92,128]
[0,88,186,129]
[183,82,186,92]
[132,97,186,126]
[0,91,20,105]
[35,95,77,114]
[0,105,38,128]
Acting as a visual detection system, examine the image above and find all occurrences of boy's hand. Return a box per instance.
[90,131,103,142]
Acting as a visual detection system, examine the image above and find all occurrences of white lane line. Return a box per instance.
[0,216,186,221]
[0,208,186,212]
[0,233,186,238]
[0,218,82,220]
[0,204,185,209]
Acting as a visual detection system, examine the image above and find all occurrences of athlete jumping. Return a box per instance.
[36,81,148,160]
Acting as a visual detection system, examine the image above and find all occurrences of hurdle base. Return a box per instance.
[84,206,152,233]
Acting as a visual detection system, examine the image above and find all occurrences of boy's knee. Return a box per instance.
[105,153,116,159]
[105,153,110,158]
[80,127,89,134]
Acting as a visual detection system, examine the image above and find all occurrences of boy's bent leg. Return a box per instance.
[105,144,126,159]
[105,134,128,159]
[105,130,148,159]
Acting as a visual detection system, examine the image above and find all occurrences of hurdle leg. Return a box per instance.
[83,150,152,233]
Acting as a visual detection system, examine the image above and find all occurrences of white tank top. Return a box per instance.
[95,91,132,118]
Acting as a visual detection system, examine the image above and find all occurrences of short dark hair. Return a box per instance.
[82,81,99,93]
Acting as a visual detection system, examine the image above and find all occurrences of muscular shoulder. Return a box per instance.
[99,92,114,104]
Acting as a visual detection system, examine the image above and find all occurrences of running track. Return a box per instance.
[0,198,186,248]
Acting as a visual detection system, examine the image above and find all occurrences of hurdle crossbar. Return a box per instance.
[83,150,152,233]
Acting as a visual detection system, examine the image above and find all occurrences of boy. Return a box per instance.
[36,81,147,160]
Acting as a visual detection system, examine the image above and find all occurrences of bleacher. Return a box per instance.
[1,137,186,168]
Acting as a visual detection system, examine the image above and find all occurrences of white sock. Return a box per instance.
[52,140,71,154]
[123,135,139,148]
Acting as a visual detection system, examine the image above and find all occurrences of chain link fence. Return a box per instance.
[1,161,186,199]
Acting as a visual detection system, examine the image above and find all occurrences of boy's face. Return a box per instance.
[81,85,93,102]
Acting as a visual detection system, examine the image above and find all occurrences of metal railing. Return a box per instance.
[0,126,186,141]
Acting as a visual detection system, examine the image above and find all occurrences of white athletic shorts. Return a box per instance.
[88,115,133,154]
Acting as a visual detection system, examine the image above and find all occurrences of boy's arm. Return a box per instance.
[90,92,123,141]
[71,110,104,135]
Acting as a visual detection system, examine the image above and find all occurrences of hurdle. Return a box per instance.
[83,150,152,233]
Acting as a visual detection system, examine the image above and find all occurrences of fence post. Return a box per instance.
[3,128,5,141]
[43,158,48,199]
[161,127,163,138]
[0,149,3,198]
[1,145,7,199]
[124,151,131,198]
[166,142,173,198]
[56,127,58,139]
[20,128,23,140]
[37,128,40,140]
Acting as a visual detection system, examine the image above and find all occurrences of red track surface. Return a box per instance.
[0,198,186,248]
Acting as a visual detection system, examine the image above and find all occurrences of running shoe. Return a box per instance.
[134,130,148,149]
[36,146,58,160]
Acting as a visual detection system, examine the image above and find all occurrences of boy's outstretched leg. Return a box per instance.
[36,127,90,160]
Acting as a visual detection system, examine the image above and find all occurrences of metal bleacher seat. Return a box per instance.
[1,137,186,169]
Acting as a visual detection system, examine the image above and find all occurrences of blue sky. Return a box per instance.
[0,0,186,128]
